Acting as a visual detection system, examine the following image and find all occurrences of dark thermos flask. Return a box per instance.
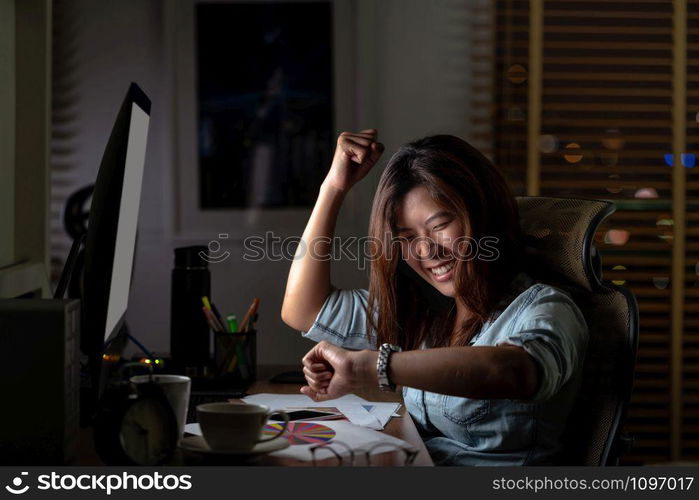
[170,246,211,375]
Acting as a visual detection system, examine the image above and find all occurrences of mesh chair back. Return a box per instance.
[517,197,639,465]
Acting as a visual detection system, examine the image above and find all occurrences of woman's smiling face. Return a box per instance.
[394,186,467,297]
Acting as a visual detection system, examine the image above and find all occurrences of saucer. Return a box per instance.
[180,435,290,456]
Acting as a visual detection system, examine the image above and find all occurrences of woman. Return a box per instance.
[281,129,588,466]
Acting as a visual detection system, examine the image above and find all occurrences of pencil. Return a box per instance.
[202,306,217,331]
[202,306,224,333]
[210,302,225,329]
[238,298,260,333]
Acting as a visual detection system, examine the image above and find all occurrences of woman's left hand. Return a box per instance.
[300,341,377,401]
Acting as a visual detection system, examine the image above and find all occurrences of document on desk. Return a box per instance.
[269,420,413,462]
[183,420,414,462]
[242,393,401,430]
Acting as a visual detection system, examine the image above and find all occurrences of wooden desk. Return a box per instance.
[76,366,434,467]
[244,377,434,467]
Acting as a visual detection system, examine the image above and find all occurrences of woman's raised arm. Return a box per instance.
[281,129,384,332]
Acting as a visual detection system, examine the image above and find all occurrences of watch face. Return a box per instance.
[120,397,177,465]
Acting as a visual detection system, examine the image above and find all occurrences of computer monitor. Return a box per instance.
[81,82,151,396]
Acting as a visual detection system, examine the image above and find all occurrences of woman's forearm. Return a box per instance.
[281,182,346,331]
[353,346,539,400]
[281,129,382,333]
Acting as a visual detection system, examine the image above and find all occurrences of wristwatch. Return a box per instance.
[377,343,402,391]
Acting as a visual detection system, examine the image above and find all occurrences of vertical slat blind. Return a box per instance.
[495,0,698,464]
[543,0,674,465]
[50,0,81,284]
[469,0,497,160]
[496,0,529,195]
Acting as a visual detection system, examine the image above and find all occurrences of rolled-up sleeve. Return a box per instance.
[497,285,588,402]
[302,288,377,350]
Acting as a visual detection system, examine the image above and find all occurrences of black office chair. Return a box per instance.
[516,196,639,466]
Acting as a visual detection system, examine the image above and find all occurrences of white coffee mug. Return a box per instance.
[130,374,191,443]
[197,402,289,451]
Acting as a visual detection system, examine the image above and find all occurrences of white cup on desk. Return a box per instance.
[197,402,289,451]
[130,374,191,442]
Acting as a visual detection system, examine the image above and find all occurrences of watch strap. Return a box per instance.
[377,343,401,391]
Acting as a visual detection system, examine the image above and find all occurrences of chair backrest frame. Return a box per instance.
[516,196,639,466]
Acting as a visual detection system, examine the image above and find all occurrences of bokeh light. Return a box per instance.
[538,134,558,153]
[604,229,630,246]
[634,187,659,199]
[606,174,623,194]
[611,265,626,286]
[656,218,674,243]
[664,153,697,167]
[507,64,528,84]
[564,142,583,163]
[601,128,625,150]
[653,277,669,290]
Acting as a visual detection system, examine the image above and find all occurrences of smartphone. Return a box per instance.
[270,409,341,422]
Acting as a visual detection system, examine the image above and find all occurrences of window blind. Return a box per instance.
[50,0,81,285]
[495,0,696,464]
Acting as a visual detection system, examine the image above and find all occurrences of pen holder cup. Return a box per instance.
[214,329,257,384]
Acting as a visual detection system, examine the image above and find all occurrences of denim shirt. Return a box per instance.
[301,274,588,466]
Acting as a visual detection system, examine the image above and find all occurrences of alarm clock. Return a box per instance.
[93,378,179,465]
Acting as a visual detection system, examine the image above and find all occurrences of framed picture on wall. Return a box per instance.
[196,2,333,209]
[168,0,356,239]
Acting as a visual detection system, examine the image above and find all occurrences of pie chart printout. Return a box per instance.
[263,422,336,445]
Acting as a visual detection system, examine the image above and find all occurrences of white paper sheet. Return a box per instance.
[183,420,414,462]
[185,423,203,435]
[241,393,401,429]
[336,403,382,429]
[269,420,413,462]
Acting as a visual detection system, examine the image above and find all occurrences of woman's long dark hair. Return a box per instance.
[367,135,522,349]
